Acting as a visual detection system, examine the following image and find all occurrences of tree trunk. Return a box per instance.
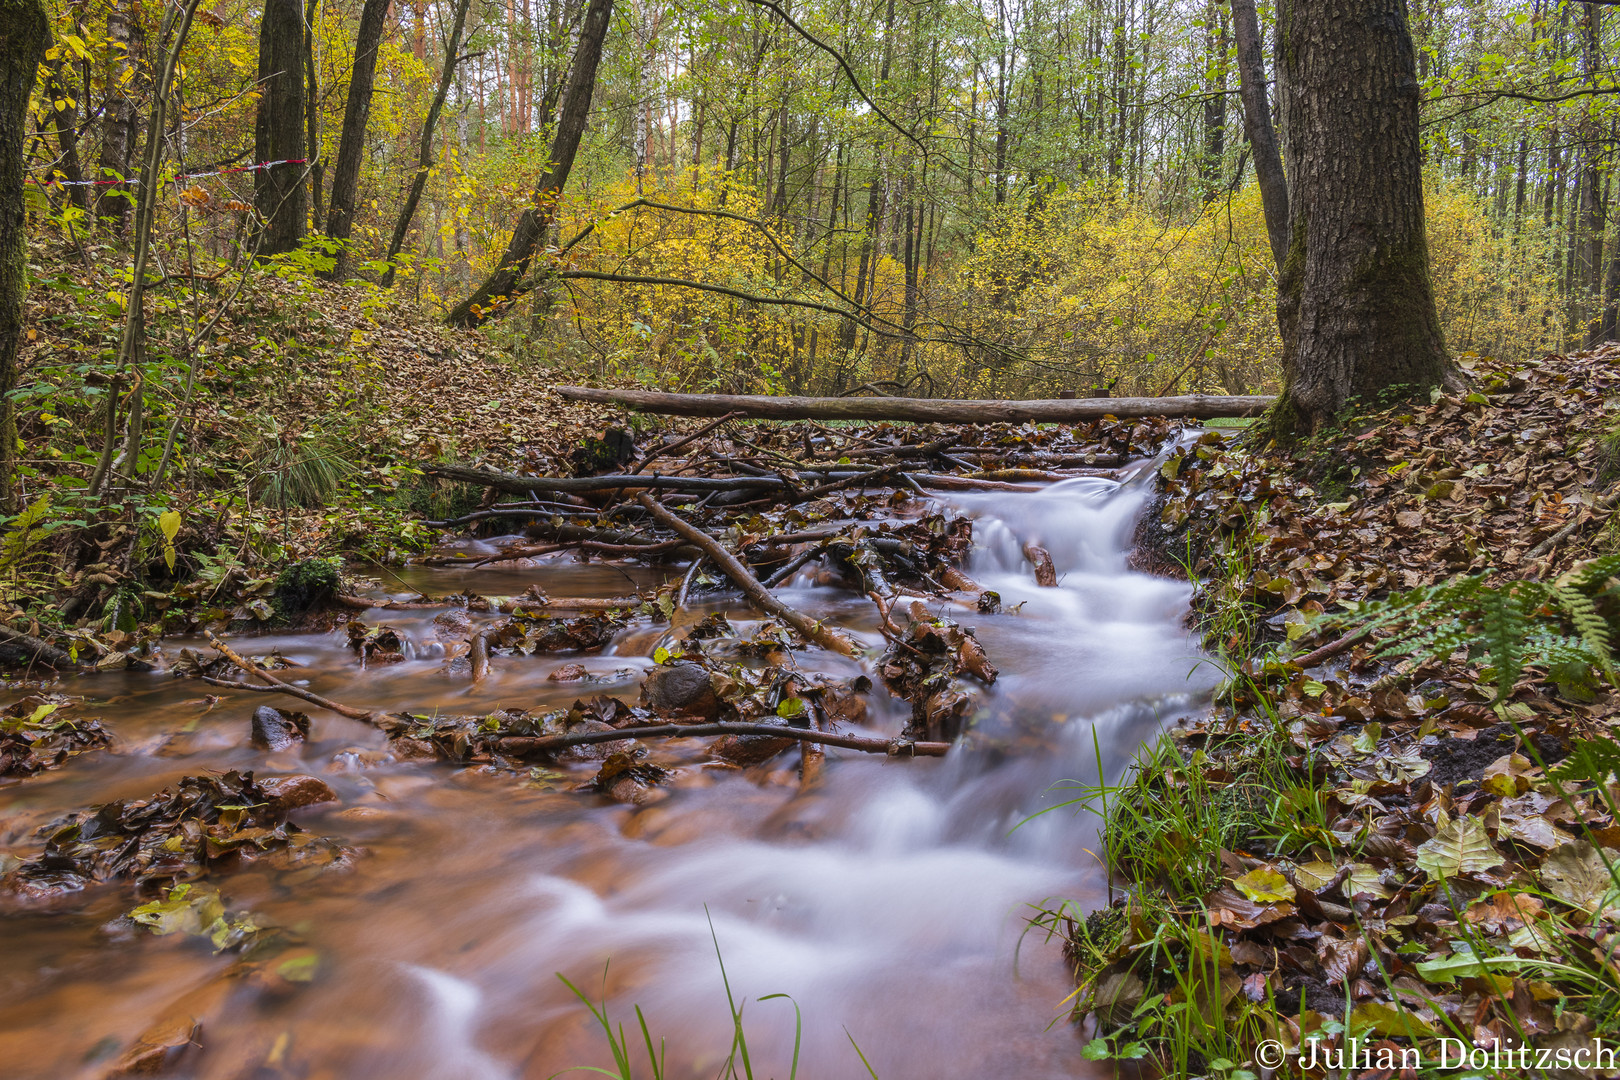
[303,0,324,229]
[382,0,474,289]
[96,0,143,233]
[254,0,308,256]
[321,0,391,278]
[1230,0,1287,270]
[1200,0,1227,201]
[45,57,87,212]
[445,0,614,326]
[1272,0,1453,435]
[0,0,49,512]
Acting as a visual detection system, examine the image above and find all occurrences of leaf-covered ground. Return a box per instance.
[1073,347,1620,1072]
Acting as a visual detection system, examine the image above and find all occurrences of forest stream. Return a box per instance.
[0,464,1219,1080]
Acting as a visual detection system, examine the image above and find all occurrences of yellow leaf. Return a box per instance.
[1232,866,1296,904]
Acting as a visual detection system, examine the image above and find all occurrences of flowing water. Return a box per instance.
[0,469,1217,1080]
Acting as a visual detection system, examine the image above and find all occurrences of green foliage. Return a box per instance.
[0,496,57,605]
[250,429,359,510]
[1335,555,1620,700]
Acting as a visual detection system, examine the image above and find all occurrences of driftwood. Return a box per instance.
[508,721,949,757]
[636,493,860,656]
[552,386,1275,422]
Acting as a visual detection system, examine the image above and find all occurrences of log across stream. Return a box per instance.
[0,466,1217,1080]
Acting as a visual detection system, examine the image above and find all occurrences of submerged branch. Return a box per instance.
[513,720,948,757]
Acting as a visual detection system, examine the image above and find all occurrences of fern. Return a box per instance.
[0,496,56,605]
[1325,557,1620,700]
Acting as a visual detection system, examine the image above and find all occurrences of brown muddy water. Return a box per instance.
[0,475,1217,1079]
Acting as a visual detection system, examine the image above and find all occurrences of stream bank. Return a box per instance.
[1067,348,1620,1077]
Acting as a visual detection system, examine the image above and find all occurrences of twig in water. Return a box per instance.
[635,494,859,657]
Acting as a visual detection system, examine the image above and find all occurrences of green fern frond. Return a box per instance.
[1554,585,1616,685]
[1479,585,1530,699]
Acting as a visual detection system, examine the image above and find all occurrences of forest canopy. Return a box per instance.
[16,0,1619,401]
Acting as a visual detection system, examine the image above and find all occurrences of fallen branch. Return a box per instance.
[0,625,87,670]
[1524,491,1620,563]
[424,462,787,496]
[1291,626,1373,669]
[631,411,743,474]
[203,632,377,722]
[635,493,859,656]
[552,386,1275,422]
[511,720,948,757]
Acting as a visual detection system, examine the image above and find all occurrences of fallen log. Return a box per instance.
[552,386,1275,422]
[636,493,860,656]
[510,720,949,757]
[0,625,88,670]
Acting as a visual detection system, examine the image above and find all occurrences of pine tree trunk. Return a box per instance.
[1273,0,1453,434]
[254,0,308,255]
[445,0,614,326]
[321,0,391,278]
[0,0,50,512]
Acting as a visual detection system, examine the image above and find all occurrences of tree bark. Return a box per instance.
[1230,0,1287,270]
[382,0,474,289]
[45,57,87,212]
[1272,0,1453,435]
[303,0,324,229]
[445,0,615,326]
[0,0,49,513]
[320,0,391,278]
[551,386,1275,421]
[254,0,309,256]
[95,0,143,233]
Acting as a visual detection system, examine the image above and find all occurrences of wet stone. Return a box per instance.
[258,775,338,816]
[642,662,721,719]
[250,706,310,752]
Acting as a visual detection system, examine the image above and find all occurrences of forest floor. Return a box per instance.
[1065,347,1620,1075]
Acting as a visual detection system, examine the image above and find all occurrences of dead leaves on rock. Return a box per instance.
[0,695,110,780]
[1,770,347,898]
[880,604,997,741]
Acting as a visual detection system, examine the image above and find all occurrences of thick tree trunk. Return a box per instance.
[0,0,50,512]
[550,386,1275,422]
[1230,0,1287,270]
[381,0,474,289]
[321,0,391,278]
[254,0,308,256]
[1273,0,1453,435]
[445,0,615,326]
